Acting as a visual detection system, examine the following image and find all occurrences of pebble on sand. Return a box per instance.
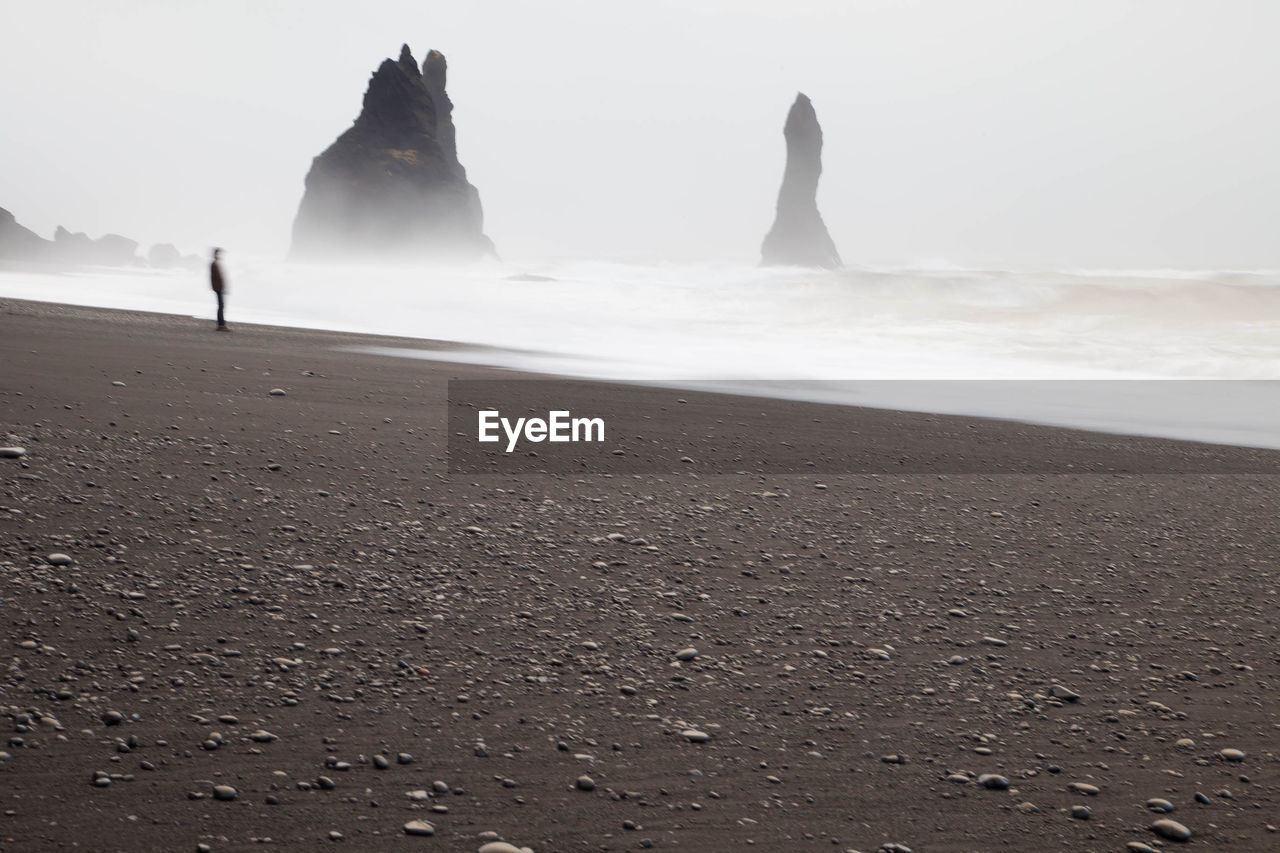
[1219,748,1245,762]
[682,729,711,743]
[675,647,699,661]
[403,820,436,836]
[212,785,238,801]
[1150,819,1192,842]
[977,774,1009,790]
[46,553,73,566]
[478,843,532,853]
[0,447,26,458]
[269,388,287,396]
[1049,684,1081,702]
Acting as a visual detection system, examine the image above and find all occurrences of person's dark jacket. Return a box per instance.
[210,260,225,293]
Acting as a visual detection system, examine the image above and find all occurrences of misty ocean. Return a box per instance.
[4,260,1279,450]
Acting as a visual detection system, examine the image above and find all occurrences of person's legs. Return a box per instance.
[216,292,226,328]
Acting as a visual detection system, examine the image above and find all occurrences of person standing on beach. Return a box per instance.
[210,248,230,331]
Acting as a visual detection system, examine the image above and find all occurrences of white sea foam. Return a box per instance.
[4,259,1280,448]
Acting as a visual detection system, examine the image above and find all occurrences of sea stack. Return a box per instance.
[290,45,494,261]
[760,93,841,268]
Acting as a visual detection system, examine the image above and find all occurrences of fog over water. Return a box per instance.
[3,1,1279,266]
[3,260,1280,450]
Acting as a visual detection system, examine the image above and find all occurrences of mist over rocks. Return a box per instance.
[53,226,140,267]
[289,44,495,262]
[761,93,842,269]
[146,242,185,269]
[0,206,201,270]
[0,207,47,260]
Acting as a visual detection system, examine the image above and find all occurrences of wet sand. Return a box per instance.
[2,298,1278,852]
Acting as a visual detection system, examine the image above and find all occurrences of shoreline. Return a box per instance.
[6,293,1280,458]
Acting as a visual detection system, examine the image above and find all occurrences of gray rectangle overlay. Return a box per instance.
[447,379,1280,474]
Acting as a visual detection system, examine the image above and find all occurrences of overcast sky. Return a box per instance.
[2,0,1277,267]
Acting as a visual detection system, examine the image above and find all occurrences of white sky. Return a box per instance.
[2,0,1278,266]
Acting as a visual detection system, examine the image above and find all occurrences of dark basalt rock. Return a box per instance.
[290,44,494,262]
[761,93,841,269]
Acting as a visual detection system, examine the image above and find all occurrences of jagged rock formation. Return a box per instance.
[0,206,199,269]
[54,226,139,266]
[0,207,47,261]
[290,45,494,261]
[761,93,841,268]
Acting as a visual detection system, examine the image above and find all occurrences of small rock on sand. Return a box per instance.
[46,553,73,566]
[403,820,435,836]
[0,447,26,458]
[1150,819,1192,841]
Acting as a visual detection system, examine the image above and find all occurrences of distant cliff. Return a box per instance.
[0,206,198,269]
[761,93,841,269]
[290,45,494,261]
[0,208,46,261]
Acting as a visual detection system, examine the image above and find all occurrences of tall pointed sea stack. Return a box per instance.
[761,93,841,268]
[290,45,494,261]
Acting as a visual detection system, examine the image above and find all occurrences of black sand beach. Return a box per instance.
[2,299,1278,852]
